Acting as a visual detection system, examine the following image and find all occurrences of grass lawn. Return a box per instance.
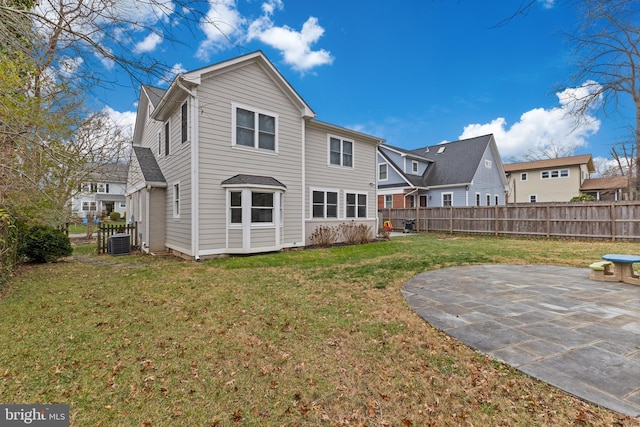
[1,234,638,426]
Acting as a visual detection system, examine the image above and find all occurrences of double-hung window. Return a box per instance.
[346,192,367,218]
[235,106,277,151]
[251,192,273,223]
[329,137,353,167]
[442,193,453,207]
[312,190,338,218]
[230,191,242,224]
[379,164,388,180]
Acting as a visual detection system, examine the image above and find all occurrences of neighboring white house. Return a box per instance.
[127,51,384,258]
[70,163,128,219]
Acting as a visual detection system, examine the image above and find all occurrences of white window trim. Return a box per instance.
[173,181,180,218]
[231,102,279,153]
[411,160,419,174]
[529,194,537,203]
[344,190,369,219]
[225,187,283,228]
[310,187,340,219]
[327,135,355,168]
[475,192,481,207]
[384,195,392,209]
[521,172,527,181]
[485,159,492,169]
[442,192,453,207]
[157,130,162,156]
[378,163,388,181]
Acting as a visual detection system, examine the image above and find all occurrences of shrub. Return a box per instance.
[571,193,596,202]
[309,225,340,247]
[109,211,121,221]
[20,225,72,263]
[340,222,372,245]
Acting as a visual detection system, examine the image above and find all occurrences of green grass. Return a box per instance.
[1,234,637,426]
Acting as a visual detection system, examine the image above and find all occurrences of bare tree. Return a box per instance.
[566,0,640,190]
[521,139,580,161]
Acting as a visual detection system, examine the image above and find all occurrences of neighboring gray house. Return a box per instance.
[71,163,128,219]
[127,51,384,258]
[377,134,508,208]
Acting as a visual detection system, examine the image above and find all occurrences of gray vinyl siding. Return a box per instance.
[377,152,408,186]
[305,124,378,243]
[196,61,304,252]
[468,144,506,205]
[228,229,242,249]
[428,187,468,207]
[161,107,192,253]
[148,188,166,252]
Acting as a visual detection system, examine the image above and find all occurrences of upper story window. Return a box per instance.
[157,131,162,155]
[97,183,109,194]
[485,159,492,169]
[521,172,527,181]
[411,160,419,174]
[379,164,388,180]
[541,169,569,179]
[164,121,170,157]
[329,136,353,167]
[234,105,277,151]
[181,101,188,144]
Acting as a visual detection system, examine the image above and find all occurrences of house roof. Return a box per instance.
[153,50,315,122]
[504,154,595,173]
[378,134,505,190]
[88,163,129,183]
[132,146,166,184]
[143,85,166,107]
[221,174,287,189]
[415,135,495,187]
[580,176,629,191]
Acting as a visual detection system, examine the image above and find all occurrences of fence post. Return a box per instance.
[545,205,550,238]
[449,207,453,234]
[610,203,616,242]
[495,205,499,236]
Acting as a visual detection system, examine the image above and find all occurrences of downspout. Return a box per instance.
[144,186,150,254]
[178,78,200,261]
[301,118,306,246]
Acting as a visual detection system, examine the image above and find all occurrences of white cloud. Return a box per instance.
[196,0,332,72]
[103,106,136,139]
[247,15,333,72]
[157,63,188,86]
[459,82,602,160]
[538,0,556,9]
[134,33,163,54]
[195,0,246,61]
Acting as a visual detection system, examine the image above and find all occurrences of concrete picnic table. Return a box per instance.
[601,253,640,286]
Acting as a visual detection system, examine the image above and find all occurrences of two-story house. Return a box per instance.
[377,134,508,208]
[504,154,595,203]
[127,51,384,258]
[71,163,128,219]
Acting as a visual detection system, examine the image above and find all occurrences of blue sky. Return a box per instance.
[91,0,634,170]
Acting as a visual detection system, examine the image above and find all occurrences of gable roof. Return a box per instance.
[152,50,315,122]
[379,134,501,189]
[504,154,595,173]
[416,135,495,187]
[143,85,166,107]
[132,146,166,185]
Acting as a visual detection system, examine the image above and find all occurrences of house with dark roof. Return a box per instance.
[377,134,508,208]
[127,51,384,258]
[503,154,595,203]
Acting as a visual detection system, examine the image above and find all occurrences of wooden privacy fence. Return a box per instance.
[379,202,640,241]
[97,223,138,254]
